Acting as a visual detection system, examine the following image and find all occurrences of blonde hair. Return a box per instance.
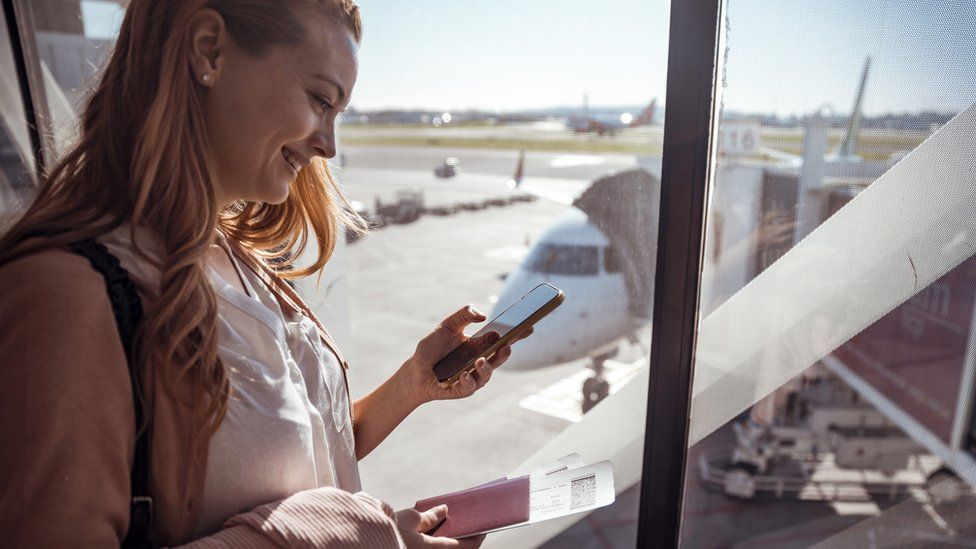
[0,0,363,456]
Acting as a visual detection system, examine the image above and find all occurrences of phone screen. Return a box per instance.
[434,283,562,383]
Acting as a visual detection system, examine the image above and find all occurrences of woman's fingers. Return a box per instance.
[470,331,501,354]
[438,305,486,336]
[416,505,449,533]
[473,357,492,385]
[454,370,478,396]
[488,345,512,368]
[447,348,510,399]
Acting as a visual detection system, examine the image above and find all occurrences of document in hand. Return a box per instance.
[413,454,615,539]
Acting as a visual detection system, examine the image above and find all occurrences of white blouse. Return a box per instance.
[97,225,360,538]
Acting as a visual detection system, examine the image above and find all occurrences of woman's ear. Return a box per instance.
[188,8,226,87]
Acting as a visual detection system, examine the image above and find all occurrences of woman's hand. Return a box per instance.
[398,305,529,408]
[352,305,531,460]
[395,506,485,548]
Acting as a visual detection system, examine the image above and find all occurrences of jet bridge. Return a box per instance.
[572,168,659,320]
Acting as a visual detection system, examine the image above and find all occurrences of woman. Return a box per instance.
[0,1,514,546]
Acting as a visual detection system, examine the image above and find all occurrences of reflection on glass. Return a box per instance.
[683,1,976,547]
[23,0,124,156]
[0,6,36,231]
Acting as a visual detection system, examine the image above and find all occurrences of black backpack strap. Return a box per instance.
[68,239,152,548]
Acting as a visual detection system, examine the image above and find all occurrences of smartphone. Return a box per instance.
[434,282,565,387]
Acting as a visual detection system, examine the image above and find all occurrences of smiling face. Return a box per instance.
[194,10,358,207]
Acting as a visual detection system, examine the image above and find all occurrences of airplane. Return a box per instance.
[566,98,657,137]
[828,57,871,162]
[489,167,658,372]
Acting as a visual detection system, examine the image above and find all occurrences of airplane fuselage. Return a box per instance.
[492,207,634,371]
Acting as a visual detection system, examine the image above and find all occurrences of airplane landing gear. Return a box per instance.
[581,352,614,414]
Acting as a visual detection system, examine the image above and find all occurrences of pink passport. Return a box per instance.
[414,475,530,538]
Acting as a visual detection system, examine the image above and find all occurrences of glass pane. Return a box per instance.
[20,0,124,158]
[681,1,976,546]
[335,1,669,546]
[0,5,37,232]
[11,1,670,545]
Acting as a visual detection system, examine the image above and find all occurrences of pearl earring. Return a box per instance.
[202,73,211,83]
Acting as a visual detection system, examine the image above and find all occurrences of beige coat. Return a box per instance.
[0,241,405,548]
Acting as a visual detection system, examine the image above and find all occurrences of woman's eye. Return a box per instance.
[312,94,333,112]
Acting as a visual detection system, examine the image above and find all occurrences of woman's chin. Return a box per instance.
[265,189,291,205]
[260,179,293,205]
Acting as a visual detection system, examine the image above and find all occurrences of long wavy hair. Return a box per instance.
[0,0,363,455]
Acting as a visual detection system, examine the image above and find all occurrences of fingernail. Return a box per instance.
[469,305,484,316]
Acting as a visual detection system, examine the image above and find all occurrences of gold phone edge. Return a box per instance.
[436,290,565,388]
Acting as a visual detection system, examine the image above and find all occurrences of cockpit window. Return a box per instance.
[526,244,599,275]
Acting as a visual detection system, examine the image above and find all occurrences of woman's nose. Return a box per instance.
[310,126,337,159]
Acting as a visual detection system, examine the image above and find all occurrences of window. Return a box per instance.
[0,5,37,231]
[9,1,672,546]
[679,1,976,546]
[18,0,124,159]
[342,2,669,546]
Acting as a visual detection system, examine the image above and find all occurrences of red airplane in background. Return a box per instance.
[566,99,656,136]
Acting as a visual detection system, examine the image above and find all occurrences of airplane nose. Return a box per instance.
[490,295,569,371]
[490,277,555,371]
[503,333,566,371]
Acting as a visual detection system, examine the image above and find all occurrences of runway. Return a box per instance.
[341,121,664,150]
[338,144,643,181]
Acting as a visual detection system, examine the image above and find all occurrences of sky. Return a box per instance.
[352,0,670,112]
[81,0,976,116]
[719,0,976,116]
[351,0,976,116]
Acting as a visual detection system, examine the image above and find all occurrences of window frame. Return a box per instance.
[2,0,46,176]
[636,0,722,547]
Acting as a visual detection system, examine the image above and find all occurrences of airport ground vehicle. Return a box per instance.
[698,364,970,504]
[373,189,425,225]
[434,157,460,178]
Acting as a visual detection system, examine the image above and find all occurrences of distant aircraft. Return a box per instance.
[566,99,656,137]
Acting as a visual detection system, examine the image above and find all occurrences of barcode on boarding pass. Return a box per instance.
[570,474,597,509]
